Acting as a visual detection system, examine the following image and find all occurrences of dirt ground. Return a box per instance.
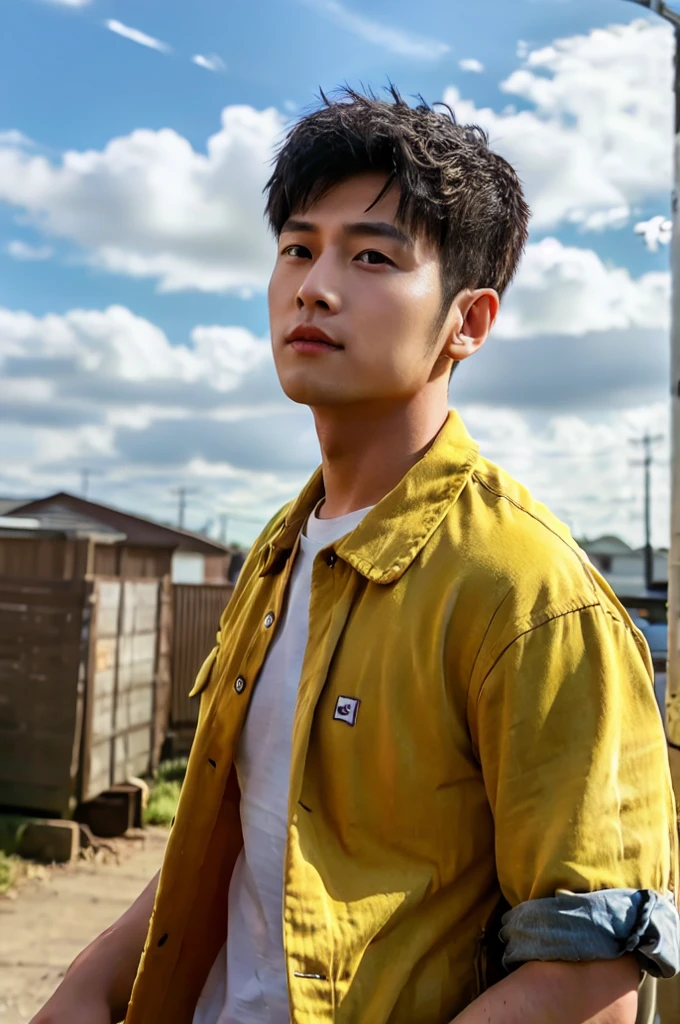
[1,824,680,1023]
[0,828,167,1024]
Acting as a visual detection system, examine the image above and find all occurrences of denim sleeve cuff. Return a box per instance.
[499,888,680,979]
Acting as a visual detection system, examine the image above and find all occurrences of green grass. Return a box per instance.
[143,758,188,827]
[156,757,188,784]
[0,851,17,894]
[0,814,30,856]
[144,780,182,826]
[0,816,32,894]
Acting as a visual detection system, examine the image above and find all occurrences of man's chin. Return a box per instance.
[279,377,355,407]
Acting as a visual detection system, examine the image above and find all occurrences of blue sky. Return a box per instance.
[0,0,675,545]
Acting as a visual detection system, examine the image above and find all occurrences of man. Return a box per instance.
[33,87,679,1024]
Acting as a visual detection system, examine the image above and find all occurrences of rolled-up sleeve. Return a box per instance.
[473,603,680,975]
[500,888,680,978]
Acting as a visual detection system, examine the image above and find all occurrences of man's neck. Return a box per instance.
[312,393,450,520]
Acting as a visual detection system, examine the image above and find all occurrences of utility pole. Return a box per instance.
[80,467,101,499]
[219,513,229,544]
[172,487,197,530]
[623,0,680,751]
[630,433,664,589]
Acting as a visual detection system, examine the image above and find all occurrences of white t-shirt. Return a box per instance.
[193,503,372,1024]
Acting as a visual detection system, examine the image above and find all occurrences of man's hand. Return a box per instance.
[452,957,640,1024]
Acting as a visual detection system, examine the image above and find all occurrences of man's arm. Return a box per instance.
[452,958,640,1024]
[29,870,159,1024]
[468,605,679,998]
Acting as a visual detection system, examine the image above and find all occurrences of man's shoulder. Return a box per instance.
[442,455,600,622]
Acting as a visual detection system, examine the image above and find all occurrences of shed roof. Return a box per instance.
[0,497,34,516]
[5,492,232,556]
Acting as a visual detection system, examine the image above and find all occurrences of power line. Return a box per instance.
[482,447,669,464]
[218,512,269,544]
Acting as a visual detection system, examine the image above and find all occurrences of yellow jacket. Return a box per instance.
[127,411,677,1023]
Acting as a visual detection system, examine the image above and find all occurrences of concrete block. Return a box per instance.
[17,819,79,864]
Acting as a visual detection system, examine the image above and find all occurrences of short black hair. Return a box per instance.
[265,85,530,311]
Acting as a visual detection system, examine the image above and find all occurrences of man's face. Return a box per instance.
[268,172,451,408]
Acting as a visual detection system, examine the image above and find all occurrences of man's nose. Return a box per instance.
[296,254,341,312]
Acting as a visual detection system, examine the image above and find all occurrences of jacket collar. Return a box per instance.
[261,410,479,585]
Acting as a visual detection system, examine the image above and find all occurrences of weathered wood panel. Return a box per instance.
[0,578,89,813]
[171,583,234,729]
[92,544,172,579]
[81,578,163,802]
[152,577,172,767]
[120,547,173,579]
[0,537,92,580]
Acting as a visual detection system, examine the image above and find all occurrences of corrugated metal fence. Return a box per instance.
[171,583,234,729]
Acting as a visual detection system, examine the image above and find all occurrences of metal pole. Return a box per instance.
[621,0,680,746]
[645,447,653,591]
[666,22,680,746]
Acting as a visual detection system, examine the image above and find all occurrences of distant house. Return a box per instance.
[579,534,668,599]
[0,492,235,583]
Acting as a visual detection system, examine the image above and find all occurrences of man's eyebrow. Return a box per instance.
[280,217,316,234]
[344,221,413,248]
[280,217,413,249]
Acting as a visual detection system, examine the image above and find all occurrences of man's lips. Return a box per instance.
[284,325,343,350]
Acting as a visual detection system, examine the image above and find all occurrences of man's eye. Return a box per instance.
[282,244,311,259]
[355,250,393,266]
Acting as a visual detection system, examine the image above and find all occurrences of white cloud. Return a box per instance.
[578,206,630,232]
[0,131,33,148]
[459,58,485,73]
[43,0,92,6]
[0,305,271,392]
[104,19,172,54]
[457,402,669,547]
[192,53,227,73]
[0,299,670,546]
[6,240,53,261]
[635,215,673,252]
[0,304,315,539]
[0,18,671,298]
[445,18,674,232]
[497,237,670,338]
[0,105,283,294]
[298,0,449,60]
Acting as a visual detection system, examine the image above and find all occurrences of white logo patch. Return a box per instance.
[333,695,360,726]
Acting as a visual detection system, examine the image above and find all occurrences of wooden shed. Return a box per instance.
[0,522,171,815]
[3,491,234,582]
[0,496,234,816]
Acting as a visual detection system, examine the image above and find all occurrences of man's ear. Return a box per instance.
[444,289,500,363]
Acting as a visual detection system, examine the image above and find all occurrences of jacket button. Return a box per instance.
[234,676,246,694]
[326,552,337,568]
[264,612,275,629]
